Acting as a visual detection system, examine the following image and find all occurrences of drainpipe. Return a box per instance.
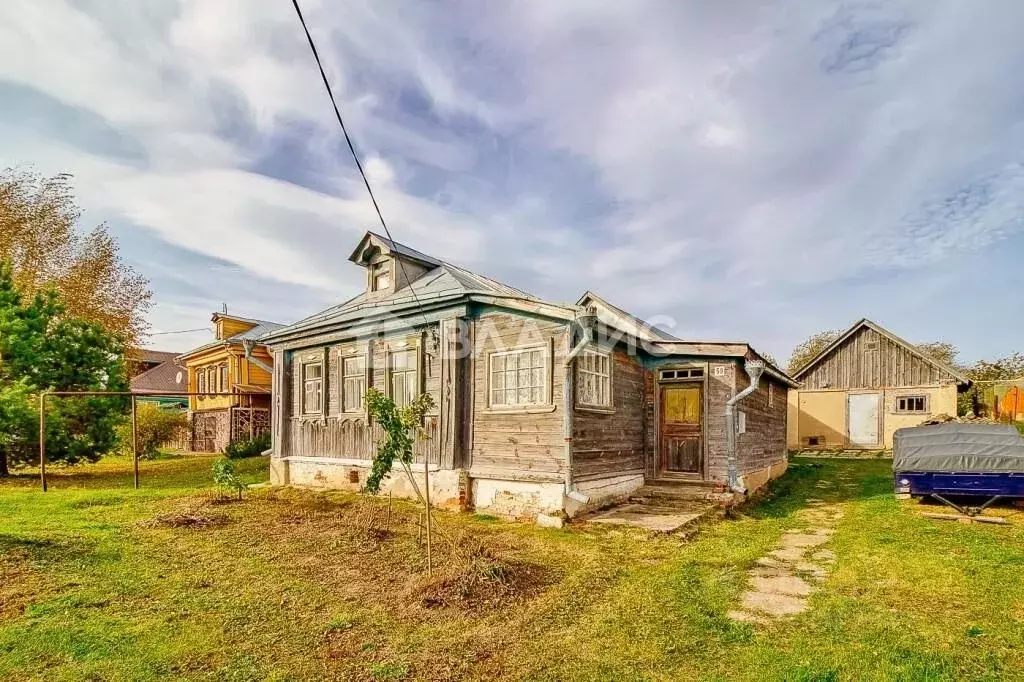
[241,339,274,375]
[725,359,765,494]
[241,339,276,456]
[563,310,598,498]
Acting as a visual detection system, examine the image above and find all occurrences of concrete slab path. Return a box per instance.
[728,501,843,621]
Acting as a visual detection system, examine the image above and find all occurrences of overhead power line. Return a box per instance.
[148,327,210,336]
[289,0,429,326]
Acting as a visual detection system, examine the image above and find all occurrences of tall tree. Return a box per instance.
[0,262,127,476]
[914,341,959,368]
[786,329,842,375]
[0,167,152,347]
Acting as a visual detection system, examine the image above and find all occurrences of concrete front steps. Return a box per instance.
[584,480,733,533]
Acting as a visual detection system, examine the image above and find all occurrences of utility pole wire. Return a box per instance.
[289,0,430,326]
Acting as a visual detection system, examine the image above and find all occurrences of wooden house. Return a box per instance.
[177,313,283,452]
[260,232,797,523]
[786,319,971,451]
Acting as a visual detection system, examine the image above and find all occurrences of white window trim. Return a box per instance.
[486,343,552,411]
[340,348,369,415]
[300,359,324,416]
[895,394,929,414]
[576,347,614,412]
[386,342,421,408]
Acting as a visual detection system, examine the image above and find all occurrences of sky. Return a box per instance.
[1,0,1022,365]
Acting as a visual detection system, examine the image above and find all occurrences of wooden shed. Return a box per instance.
[786,319,970,450]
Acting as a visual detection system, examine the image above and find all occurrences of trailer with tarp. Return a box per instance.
[893,423,1024,516]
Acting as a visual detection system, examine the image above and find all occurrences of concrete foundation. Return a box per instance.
[564,473,645,517]
[471,478,566,519]
[739,458,789,496]
[274,456,462,509]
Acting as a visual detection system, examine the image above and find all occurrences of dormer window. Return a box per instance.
[371,263,391,292]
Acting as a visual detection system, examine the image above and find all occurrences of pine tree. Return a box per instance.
[0,262,128,475]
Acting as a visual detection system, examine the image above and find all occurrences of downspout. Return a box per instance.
[725,359,765,494]
[241,339,276,456]
[241,339,274,375]
[563,310,598,497]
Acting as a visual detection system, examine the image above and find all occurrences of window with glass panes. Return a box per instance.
[390,349,418,407]
[576,349,612,408]
[197,369,206,398]
[220,364,229,392]
[302,362,323,414]
[342,354,366,412]
[490,347,546,407]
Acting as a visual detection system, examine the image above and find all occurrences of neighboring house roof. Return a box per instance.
[791,318,970,385]
[131,359,187,395]
[136,349,178,365]
[178,318,285,361]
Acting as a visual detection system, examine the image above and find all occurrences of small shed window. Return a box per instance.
[342,354,367,412]
[390,349,418,408]
[577,349,612,408]
[768,384,774,408]
[490,347,547,407]
[896,395,928,413]
[302,361,324,415]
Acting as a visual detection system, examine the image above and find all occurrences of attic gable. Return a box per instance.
[348,231,441,297]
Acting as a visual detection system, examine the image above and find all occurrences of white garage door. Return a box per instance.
[848,393,881,446]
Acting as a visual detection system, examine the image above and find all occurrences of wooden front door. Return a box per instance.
[659,384,703,476]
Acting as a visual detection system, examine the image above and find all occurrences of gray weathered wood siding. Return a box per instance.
[736,375,788,476]
[572,349,646,479]
[285,327,442,465]
[468,311,568,475]
[800,326,959,390]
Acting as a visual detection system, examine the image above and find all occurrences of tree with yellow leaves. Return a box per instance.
[0,167,152,348]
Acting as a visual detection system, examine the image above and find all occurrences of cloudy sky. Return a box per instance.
[1,1,1022,364]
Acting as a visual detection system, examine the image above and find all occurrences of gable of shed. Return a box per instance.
[794,319,968,390]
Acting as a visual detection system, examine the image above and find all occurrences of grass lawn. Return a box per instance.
[2,455,1023,681]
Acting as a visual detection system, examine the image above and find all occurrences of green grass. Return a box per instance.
[1,455,1023,681]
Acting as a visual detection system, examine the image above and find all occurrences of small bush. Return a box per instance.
[224,432,271,459]
[116,403,189,459]
[212,458,246,500]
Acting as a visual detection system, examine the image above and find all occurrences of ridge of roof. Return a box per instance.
[791,318,970,384]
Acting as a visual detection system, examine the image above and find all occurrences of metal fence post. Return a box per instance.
[39,392,47,492]
[131,394,139,489]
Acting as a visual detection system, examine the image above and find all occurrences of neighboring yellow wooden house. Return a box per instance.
[178,312,284,452]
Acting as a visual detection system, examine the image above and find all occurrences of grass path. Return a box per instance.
[2,455,1023,681]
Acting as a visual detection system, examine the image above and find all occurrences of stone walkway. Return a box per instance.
[728,491,845,622]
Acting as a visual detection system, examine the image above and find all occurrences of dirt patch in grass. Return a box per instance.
[409,541,556,611]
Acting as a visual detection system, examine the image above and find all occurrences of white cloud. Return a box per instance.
[1,0,1022,360]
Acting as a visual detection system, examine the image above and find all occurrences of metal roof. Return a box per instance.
[263,261,547,341]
